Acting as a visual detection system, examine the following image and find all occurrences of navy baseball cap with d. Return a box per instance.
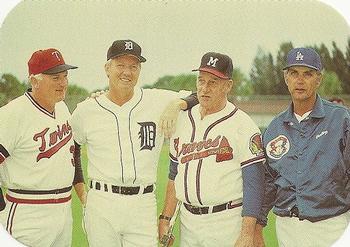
[192,52,233,79]
[283,47,322,71]
[107,39,146,62]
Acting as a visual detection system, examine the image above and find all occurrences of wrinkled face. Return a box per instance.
[284,66,321,102]
[196,71,232,112]
[105,55,141,91]
[37,71,68,103]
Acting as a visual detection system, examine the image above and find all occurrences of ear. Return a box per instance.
[104,62,110,78]
[29,75,39,89]
[226,79,233,92]
[315,73,322,88]
[283,71,288,85]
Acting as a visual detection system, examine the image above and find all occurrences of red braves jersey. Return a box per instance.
[0,92,75,190]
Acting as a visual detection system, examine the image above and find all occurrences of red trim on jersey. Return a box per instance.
[241,155,265,168]
[9,203,18,235]
[0,153,5,164]
[0,144,10,164]
[6,203,15,233]
[6,194,71,204]
[25,91,56,119]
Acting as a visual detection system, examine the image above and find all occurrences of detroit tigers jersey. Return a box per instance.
[0,91,75,191]
[170,102,265,206]
[71,87,188,186]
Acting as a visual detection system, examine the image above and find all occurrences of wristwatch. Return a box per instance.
[159,214,172,221]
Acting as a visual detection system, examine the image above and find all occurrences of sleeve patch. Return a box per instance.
[249,133,264,156]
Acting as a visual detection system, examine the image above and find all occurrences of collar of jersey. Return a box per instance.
[193,101,237,122]
[97,87,142,112]
[25,89,56,119]
[283,94,325,123]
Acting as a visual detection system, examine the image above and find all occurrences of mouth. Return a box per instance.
[294,88,306,93]
[120,78,132,82]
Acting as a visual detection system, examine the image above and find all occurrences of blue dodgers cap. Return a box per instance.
[283,47,322,71]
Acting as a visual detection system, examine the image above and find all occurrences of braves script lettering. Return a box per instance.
[33,121,72,162]
[175,135,233,163]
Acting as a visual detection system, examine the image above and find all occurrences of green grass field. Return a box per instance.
[71,145,278,247]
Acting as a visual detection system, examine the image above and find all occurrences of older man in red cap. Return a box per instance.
[0,48,85,247]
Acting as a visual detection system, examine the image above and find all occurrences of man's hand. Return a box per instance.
[159,99,187,138]
[234,233,254,247]
[234,216,256,247]
[253,224,265,247]
[158,218,174,246]
[74,182,87,207]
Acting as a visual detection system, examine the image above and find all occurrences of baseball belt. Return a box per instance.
[184,200,242,215]
[6,186,72,204]
[90,181,154,195]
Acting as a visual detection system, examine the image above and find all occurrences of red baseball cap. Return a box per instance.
[28,48,78,75]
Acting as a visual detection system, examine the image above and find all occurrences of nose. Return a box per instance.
[121,66,133,75]
[59,77,68,87]
[201,83,210,93]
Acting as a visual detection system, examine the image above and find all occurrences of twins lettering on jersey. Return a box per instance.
[174,135,233,164]
[33,121,73,162]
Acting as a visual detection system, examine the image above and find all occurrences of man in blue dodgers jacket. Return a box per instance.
[255,47,350,247]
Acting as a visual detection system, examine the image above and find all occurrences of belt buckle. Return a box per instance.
[121,186,139,195]
[121,187,131,195]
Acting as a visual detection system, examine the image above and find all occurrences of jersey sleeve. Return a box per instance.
[0,105,21,164]
[239,117,266,169]
[70,104,87,145]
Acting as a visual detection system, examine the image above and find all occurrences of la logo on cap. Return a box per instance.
[295,51,304,61]
[125,41,133,50]
[207,57,219,67]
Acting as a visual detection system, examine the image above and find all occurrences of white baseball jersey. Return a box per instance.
[0,91,75,247]
[71,87,188,186]
[170,102,265,206]
[0,92,75,192]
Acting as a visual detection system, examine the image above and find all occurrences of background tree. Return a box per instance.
[64,84,89,113]
[317,71,343,96]
[231,68,253,96]
[250,48,278,94]
[0,73,28,107]
[275,42,294,95]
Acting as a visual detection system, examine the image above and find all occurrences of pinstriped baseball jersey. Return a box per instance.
[170,102,265,206]
[0,91,75,190]
[71,87,188,186]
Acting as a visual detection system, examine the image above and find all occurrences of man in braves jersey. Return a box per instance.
[0,48,86,247]
[158,52,265,247]
[255,48,350,247]
[70,39,195,247]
